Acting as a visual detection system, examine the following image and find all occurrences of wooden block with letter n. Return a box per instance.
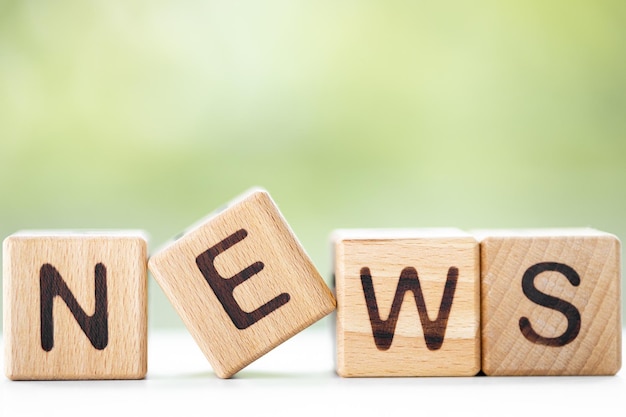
[332,228,480,377]
[148,188,336,378]
[477,228,622,376]
[3,231,148,380]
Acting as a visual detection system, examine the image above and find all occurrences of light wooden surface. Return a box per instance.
[333,228,480,377]
[148,188,336,378]
[3,231,148,380]
[476,228,622,375]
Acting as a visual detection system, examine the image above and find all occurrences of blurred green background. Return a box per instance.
[1,0,625,329]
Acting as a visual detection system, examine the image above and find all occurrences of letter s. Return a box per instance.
[519,262,581,347]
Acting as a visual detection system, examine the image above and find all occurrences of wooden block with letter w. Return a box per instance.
[332,228,480,377]
[477,228,622,376]
[148,188,336,378]
[3,231,148,380]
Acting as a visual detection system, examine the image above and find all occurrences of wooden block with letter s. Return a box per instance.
[3,231,148,380]
[332,228,481,377]
[148,188,336,378]
[476,228,622,376]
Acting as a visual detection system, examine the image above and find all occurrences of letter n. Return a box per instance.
[360,266,458,351]
[40,263,109,351]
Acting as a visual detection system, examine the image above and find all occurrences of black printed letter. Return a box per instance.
[40,263,108,351]
[360,266,458,351]
[519,262,581,347]
[196,229,290,329]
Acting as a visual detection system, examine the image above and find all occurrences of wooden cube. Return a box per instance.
[477,228,622,376]
[148,188,336,378]
[3,231,148,380]
[332,228,480,377]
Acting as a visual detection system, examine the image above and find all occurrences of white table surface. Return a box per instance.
[2,319,625,417]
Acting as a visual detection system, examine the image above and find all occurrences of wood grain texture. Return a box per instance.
[476,228,622,376]
[148,188,336,378]
[333,228,480,377]
[3,231,148,380]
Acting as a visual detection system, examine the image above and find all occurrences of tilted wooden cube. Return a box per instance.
[148,188,336,378]
[3,231,148,380]
[477,228,622,376]
[333,228,480,377]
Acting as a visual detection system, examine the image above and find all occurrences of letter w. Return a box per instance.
[40,263,109,352]
[360,266,458,351]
